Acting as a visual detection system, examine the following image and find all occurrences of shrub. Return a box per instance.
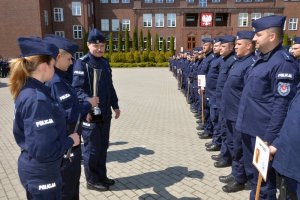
[125,52,134,63]
[141,51,149,62]
[148,51,156,62]
[133,51,141,63]
[155,51,165,63]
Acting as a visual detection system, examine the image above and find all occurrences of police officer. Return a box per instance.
[220,31,256,193]
[72,28,120,191]
[44,35,99,200]
[291,37,300,68]
[9,37,80,199]
[236,15,299,199]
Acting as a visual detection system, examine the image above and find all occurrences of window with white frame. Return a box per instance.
[288,18,298,30]
[186,0,194,3]
[122,19,130,31]
[112,19,120,31]
[155,0,163,3]
[122,0,130,3]
[55,31,65,38]
[167,37,176,50]
[159,37,163,50]
[167,13,176,27]
[72,2,81,16]
[238,13,248,27]
[199,0,207,7]
[243,0,252,2]
[263,13,274,17]
[212,0,220,2]
[111,0,119,3]
[73,25,83,39]
[144,0,153,3]
[106,45,110,51]
[251,13,261,22]
[100,0,108,3]
[101,19,109,31]
[155,14,164,27]
[166,0,174,2]
[235,0,241,2]
[143,14,152,27]
[255,0,263,2]
[74,52,84,59]
[53,8,64,22]
[143,37,147,50]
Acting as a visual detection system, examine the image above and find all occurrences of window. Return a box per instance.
[143,37,147,50]
[53,8,64,22]
[235,0,241,2]
[112,19,120,31]
[73,25,83,39]
[143,14,152,27]
[144,0,153,2]
[251,13,261,22]
[187,0,194,3]
[212,0,220,2]
[166,0,174,2]
[243,0,252,2]
[55,31,65,37]
[91,2,94,15]
[263,13,274,17]
[155,14,164,27]
[155,0,163,2]
[167,13,176,27]
[101,19,109,31]
[44,10,48,26]
[199,0,207,7]
[106,45,110,51]
[238,13,248,27]
[159,37,163,50]
[74,52,84,59]
[111,0,119,3]
[88,3,91,17]
[72,2,81,16]
[100,0,108,3]
[167,37,176,50]
[122,19,130,31]
[255,0,263,2]
[122,0,130,3]
[113,45,117,51]
[288,18,298,30]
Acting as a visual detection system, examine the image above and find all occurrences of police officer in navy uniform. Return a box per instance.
[44,35,99,199]
[291,37,300,69]
[236,15,299,199]
[72,28,120,191]
[220,31,256,193]
[9,37,80,200]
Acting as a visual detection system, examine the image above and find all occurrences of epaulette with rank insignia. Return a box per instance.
[79,54,89,61]
[281,51,293,62]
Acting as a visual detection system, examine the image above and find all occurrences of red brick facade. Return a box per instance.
[0,0,299,58]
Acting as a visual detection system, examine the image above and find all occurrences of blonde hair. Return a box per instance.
[8,55,52,100]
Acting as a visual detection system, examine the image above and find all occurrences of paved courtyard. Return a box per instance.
[0,68,249,200]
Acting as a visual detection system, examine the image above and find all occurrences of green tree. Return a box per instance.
[282,33,289,46]
[155,33,159,51]
[125,28,129,52]
[109,32,113,55]
[139,30,144,51]
[118,30,122,52]
[169,36,175,55]
[83,32,89,54]
[132,28,138,51]
[162,38,166,52]
[146,29,151,51]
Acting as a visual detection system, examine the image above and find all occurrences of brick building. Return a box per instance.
[0,0,299,58]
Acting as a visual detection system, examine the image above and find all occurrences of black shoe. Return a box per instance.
[200,133,212,139]
[206,144,220,151]
[101,177,115,186]
[219,174,234,183]
[196,119,202,123]
[222,180,245,193]
[87,182,109,191]
[211,154,221,161]
[214,161,231,168]
[196,125,204,130]
[205,142,213,148]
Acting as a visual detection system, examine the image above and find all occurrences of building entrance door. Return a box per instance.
[187,36,195,51]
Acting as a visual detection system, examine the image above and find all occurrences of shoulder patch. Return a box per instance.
[277,82,291,96]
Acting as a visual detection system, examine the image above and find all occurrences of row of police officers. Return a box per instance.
[169,15,300,200]
[9,28,120,199]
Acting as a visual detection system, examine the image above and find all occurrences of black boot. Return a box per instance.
[222,180,245,193]
[211,154,221,161]
[219,174,234,183]
[206,144,220,150]
[214,160,231,168]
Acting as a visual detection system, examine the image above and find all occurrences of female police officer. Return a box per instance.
[8,37,80,199]
[44,35,99,200]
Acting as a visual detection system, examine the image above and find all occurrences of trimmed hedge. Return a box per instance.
[110,62,169,68]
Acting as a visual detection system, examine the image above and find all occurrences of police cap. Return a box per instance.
[293,37,300,44]
[88,28,106,44]
[220,35,235,44]
[252,15,286,33]
[44,35,78,55]
[213,37,221,43]
[18,37,59,59]
[202,38,213,43]
[236,31,255,41]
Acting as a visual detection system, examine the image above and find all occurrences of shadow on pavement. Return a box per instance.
[107,147,155,163]
[0,82,7,88]
[109,141,128,146]
[111,166,203,199]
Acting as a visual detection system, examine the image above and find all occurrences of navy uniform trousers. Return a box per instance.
[82,119,111,184]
